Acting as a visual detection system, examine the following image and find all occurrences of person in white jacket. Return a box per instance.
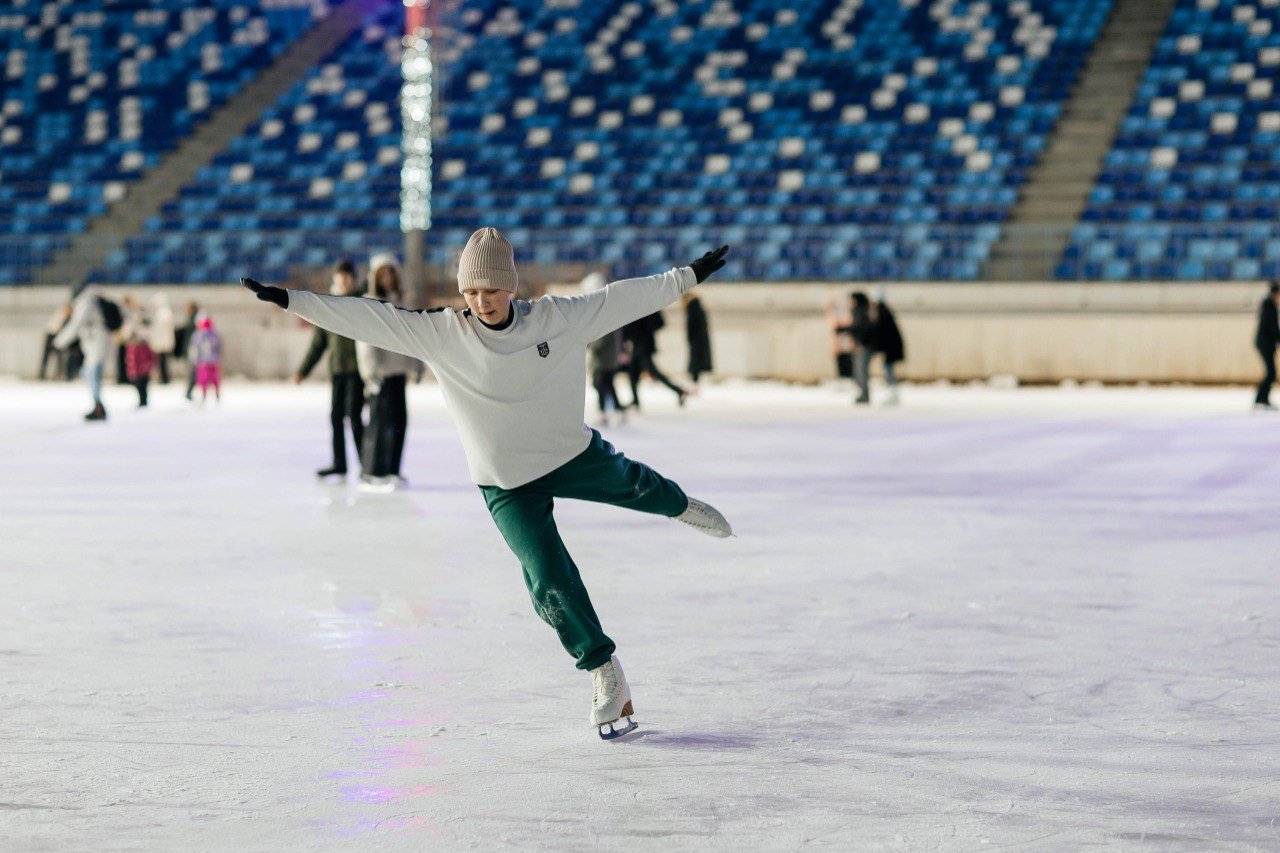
[148,292,177,384]
[54,285,113,421]
[243,228,732,740]
[357,252,418,490]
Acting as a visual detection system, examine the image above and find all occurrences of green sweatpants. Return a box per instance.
[479,429,690,671]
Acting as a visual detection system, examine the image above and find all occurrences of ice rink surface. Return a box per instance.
[3,377,1279,851]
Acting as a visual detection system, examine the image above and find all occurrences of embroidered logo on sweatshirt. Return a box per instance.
[537,341,550,358]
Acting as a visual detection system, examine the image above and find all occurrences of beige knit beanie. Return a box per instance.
[457,227,518,293]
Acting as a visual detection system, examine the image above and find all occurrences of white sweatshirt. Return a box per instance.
[286,266,697,488]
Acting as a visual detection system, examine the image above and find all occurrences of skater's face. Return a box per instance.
[463,288,513,326]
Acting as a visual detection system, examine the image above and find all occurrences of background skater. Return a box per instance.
[358,252,416,489]
[294,259,365,479]
[1255,282,1280,411]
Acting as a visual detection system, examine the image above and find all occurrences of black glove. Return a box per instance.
[689,245,729,283]
[241,277,288,309]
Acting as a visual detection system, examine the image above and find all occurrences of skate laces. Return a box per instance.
[593,662,618,706]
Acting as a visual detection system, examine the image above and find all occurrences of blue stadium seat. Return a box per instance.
[0,0,318,283]
[92,0,1111,284]
[1063,0,1280,279]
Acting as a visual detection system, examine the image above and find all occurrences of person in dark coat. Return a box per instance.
[179,300,200,400]
[682,292,713,384]
[843,292,874,404]
[1255,282,1280,410]
[866,288,905,406]
[294,259,365,478]
[622,311,688,410]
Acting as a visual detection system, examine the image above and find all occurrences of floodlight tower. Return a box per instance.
[401,0,437,306]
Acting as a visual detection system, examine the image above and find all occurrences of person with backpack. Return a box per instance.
[54,285,120,421]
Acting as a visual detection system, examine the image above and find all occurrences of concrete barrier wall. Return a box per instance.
[1,281,1268,383]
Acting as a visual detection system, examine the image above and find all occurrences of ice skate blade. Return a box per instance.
[597,717,638,741]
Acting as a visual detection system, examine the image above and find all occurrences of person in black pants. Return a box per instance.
[622,311,687,410]
[1255,282,1280,410]
[845,292,874,405]
[179,300,200,399]
[357,252,416,489]
[295,259,365,478]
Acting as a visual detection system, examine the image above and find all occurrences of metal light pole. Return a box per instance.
[401,0,435,307]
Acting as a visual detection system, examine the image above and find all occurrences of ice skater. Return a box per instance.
[867,286,905,406]
[1254,282,1279,411]
[54,285,121,422]
[243,228,732,739]
[582,269,625,427]
[682,291,713,385]
[123,325,155,409]
[148,293,176,385]
[294,259,365,479]
[357,252,416,490]
[622,310,688,410]
[190,316,222,403]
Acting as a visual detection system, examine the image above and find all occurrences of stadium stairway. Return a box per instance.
[34,0,381,289]
[984,0,1177,281]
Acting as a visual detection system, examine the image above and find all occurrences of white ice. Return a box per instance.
[3,378,1279,850]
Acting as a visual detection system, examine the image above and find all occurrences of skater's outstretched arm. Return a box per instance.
[558,246,729,343]
[241,277,447,362]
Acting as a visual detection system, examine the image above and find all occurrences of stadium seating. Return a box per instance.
[97,2,404,285]
[95,0,1112,285]
[0,0,320,284]
[1060,0,1280,280]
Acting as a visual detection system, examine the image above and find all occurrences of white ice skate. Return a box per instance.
[358,474,396,493]
[590,655,636,740]
[674,497,733,538]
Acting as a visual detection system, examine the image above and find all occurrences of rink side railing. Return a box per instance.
[1,274,1271,385]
